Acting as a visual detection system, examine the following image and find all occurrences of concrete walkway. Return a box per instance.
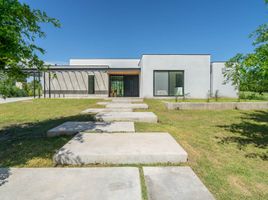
[0,97,33,104]
[53,133,188,165]
[10,97,214,199]
[95,112,158,123]
[47,121,135,137]
[0,168,141,200]
[144,167,215,200]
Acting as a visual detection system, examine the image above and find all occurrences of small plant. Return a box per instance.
[206,90,211,103]
[215,90,219,102]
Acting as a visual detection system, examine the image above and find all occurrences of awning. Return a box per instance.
[108,69,140,75]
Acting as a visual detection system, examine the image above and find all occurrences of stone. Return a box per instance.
[53,133,187,165]
[143,167,215,200]
[111,98,143,103]
[81,108,133,114]
[0,168,141,200]
[95,112,157,123]
[97,102,111,105]
[47,121,135,137]
[106,103,148,109]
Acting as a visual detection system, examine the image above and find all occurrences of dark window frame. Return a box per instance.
[153,70,184,97]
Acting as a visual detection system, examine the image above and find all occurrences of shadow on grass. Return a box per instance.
[217,110,268,160]
[0,114,95,167]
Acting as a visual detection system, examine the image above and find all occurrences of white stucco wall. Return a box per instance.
[211,62,237,98]
[140,55,211,98]
[69,59,140,68]
[44,70,108,95]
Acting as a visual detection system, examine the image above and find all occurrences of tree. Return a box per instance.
[224,1,268,94]
[0,0,60,81]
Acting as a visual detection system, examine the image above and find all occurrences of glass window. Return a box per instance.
[154,71,184,96]
[154,71,169,96]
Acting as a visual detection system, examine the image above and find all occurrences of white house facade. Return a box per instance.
[43,54,237,98]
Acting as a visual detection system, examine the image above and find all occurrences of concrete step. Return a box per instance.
[106,103,148,109]
[95,112,157,123]
[143,167,215,200]
[81,108,133,114]
[53,133,188,165]
[47,121,135,137]
[0,168,141,200]
[111,98,143,103]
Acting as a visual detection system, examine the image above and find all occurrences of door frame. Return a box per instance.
[109,74,139,97]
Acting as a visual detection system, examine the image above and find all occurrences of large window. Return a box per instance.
[154,70,184,96]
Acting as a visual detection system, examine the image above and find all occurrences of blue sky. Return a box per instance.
[22,0,268,64]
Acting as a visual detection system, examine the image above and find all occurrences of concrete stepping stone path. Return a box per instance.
[143,167,215,200]
[47,121,135,137]
[53,133,188,165]
[81,108,133,114]
[111,98,143,103]
[0,168,141,200]
[95,112,157,123]
[106,103,148,109]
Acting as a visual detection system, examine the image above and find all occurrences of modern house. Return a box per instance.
[43,54,237,98]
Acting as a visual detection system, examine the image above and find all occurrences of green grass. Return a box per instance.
[0,98,101,167]
[0,98,267,199]
[136,99,268,200]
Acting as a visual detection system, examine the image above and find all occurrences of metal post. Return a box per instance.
[43,72,46,98]
[38,71,41,98]
[33,72,36,98]
[48,71,51,98]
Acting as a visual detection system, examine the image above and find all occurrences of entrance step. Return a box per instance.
[111,98,143,103]
[81,108,133,114]
[0,168,141,200]
[106,103,149,109]
[53,133,188,165]
[95,112,157,123]
[47,121,135,137]
[143,167,215,200]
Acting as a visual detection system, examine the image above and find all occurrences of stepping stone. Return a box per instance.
[53,133,187,165]
[95,112,157,123]
[143,167,215,200]
[106,103,148,109]
[112,98,143,103]
[0,168,141,200]
[47,121,135,137]
[81,108,133,114]
[97,102,111,105]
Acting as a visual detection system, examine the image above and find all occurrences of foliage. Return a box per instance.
[0,72,42,98]
[0,0,60,80]
[224,0,268,94]
[0,72,27,98]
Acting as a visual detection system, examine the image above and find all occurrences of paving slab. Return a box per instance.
[97,102,111,105]
[53,133,187,165]
[106,103,148,109]
[0,168,141,200]
[47,121,135,137]
[81,108,133,114]
[95,112,157,123]
[143,167,215,200]
[111,98,143,103]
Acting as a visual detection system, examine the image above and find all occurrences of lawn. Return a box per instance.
[0,98,267,200]
[0,98,100,167]
[136,99,268,200]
